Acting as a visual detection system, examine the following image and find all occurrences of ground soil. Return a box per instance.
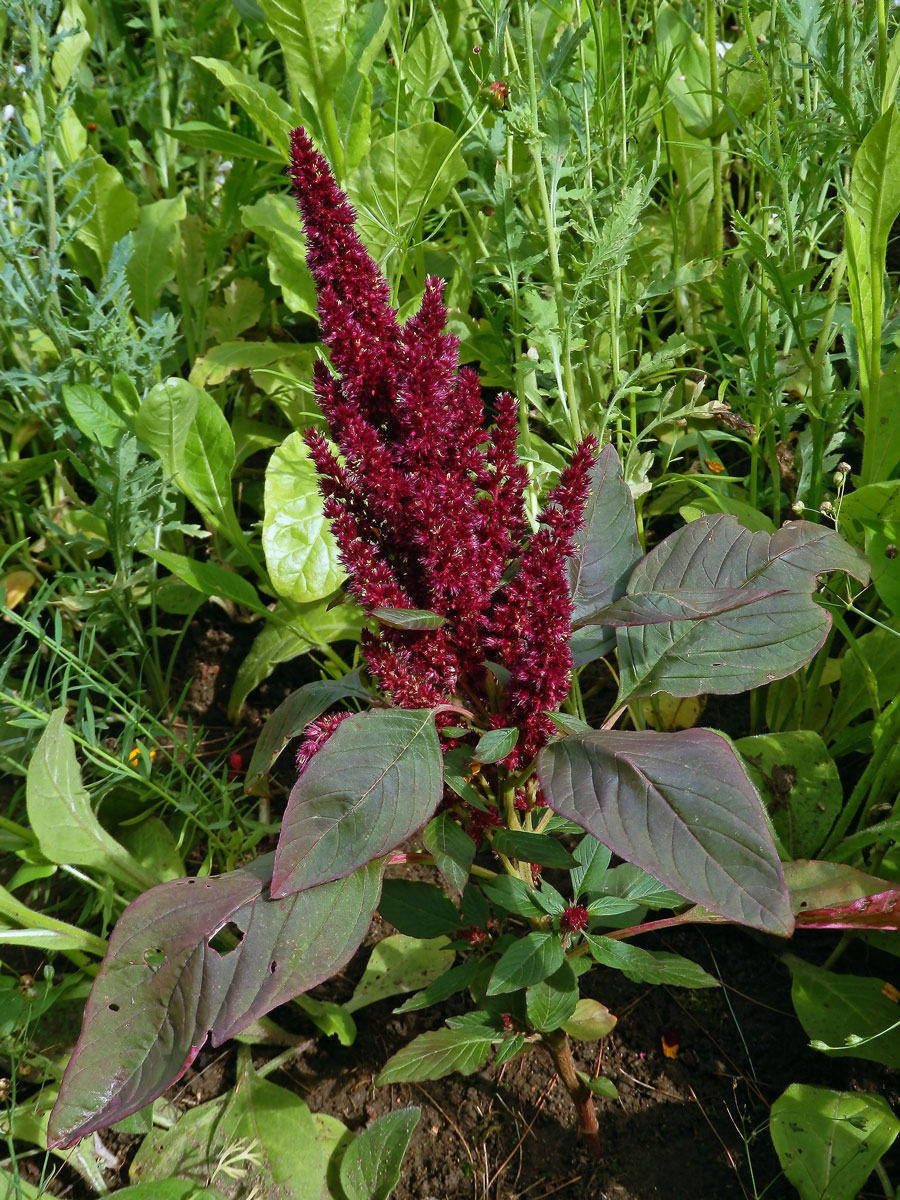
[10,611,900,1199]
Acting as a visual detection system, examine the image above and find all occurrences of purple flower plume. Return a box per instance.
[289,128,596,762]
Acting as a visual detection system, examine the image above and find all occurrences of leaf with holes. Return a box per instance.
[569,444,643,628]
[537,728,793,934]
[611,516,869,702]
[47,855,381,1146]
[272,709,443,897]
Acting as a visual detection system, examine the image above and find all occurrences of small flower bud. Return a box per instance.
[886,543,898,560]
[837,462,851,475]
[791,500,804,515]
[473,45,482,54]
[833,471,846,488]
[485,80,510,108]
[819,500,834,515]
[560,905,589,932]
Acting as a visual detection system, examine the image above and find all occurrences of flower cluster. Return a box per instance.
[289,128,596,763]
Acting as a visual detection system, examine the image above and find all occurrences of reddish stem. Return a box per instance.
[542,1030,602,1158]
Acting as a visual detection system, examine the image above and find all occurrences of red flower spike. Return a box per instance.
[289,129,597,751]
[560,905,589,933]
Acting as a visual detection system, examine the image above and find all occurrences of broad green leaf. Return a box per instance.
[193,57,293,153]
[735,732,842,859]
[472,726,519,763]
[205,278,265,344]
[147,549,266,614]
[339,1107,420,1200]
[372,606,446,630]
[245,674,369,791]
[131,1061,329,1199]
[480,875,545,919]
[348,122,467,254]
[52,0,93,89]
[117,817,185,884]
[26,709,151,893]
[61,383,126,448]
[376,1027,494,1084]
[93,1183,204,1199]
[127,194,187,322]
[785,955,900,1068]
[378,880,464,939]
[0,882,107,957]
[242,195,318,315]
[405,14,450,102]
[393,960,480,1013]
[272,709,444,895]
[486,932,565,995]
[63,152,139,273]
[525,961,579,1032]
[227,600,363,720]
[261,0,346,107]
[295,993,357,1045]
[263,431,345,602]
[570,835,612,899]
[166,120,285,162]
[770,1084,900,1200]
[424,813,475,891]
[537,728,793,934]
[850,107,900,266]
[136,379,239,536]
[614,516,869,701]
[490,829,577,869]
[48,856,381,1145]
[563,998,617,1041]
[344,935,454,1013]
[586,935,719,987]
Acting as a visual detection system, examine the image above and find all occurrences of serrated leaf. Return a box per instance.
[272,709,443,896]
[614,516,870,702]
[261,0,346,108]
[586,935,719,987]
[537,728,793,934]
[48,856,381,1146]
[490,829,577,869]
[339,1107,420,1200]
[569,445,643,628]
[486,931,565,995]
[378,880,464,939]
[344,935,454,1013]
[473,726,519,763]
[263,432,345,603]
[376,1027,494,1084]
[770,1084,900,1200]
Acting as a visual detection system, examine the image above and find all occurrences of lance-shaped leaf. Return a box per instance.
[47,855,381,1147]
[569,445,643,628]
[272,709,443,897]
[536,729,793,935]
[613,516,870,702]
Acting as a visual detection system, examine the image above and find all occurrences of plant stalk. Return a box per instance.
[542,1030,602,1157]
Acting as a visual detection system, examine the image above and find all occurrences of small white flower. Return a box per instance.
[13,64,26,76]
[716,41,733,58]
[2,105,15,123]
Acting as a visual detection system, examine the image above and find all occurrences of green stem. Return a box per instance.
[148,0,173,192]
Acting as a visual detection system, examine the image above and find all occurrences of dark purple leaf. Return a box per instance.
[591,587,785,625]
[271,708,443,897]
[615,516,870,701]
[536,729,794,935]
[47,855,381,1147]
[569,445,643,628]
